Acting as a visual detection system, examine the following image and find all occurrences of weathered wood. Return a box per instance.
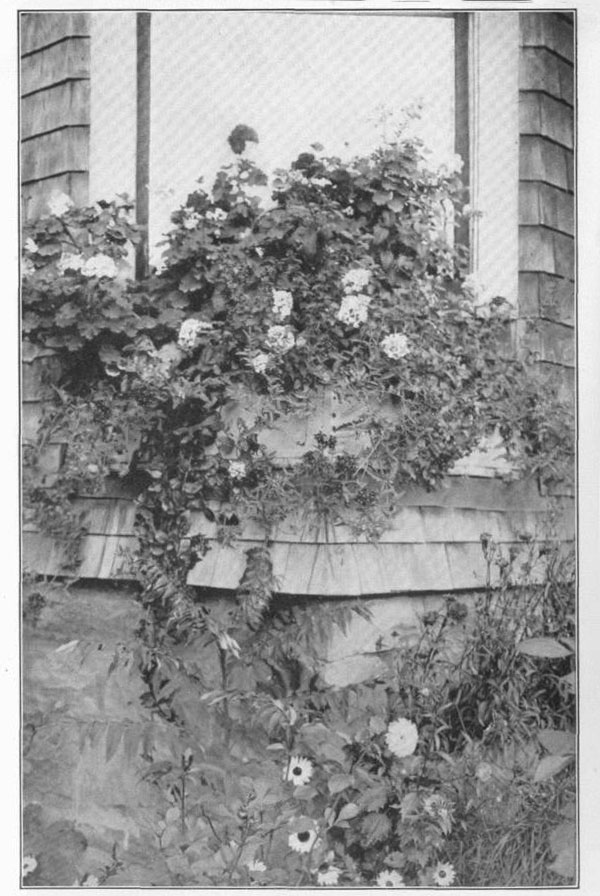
[22,172,89,222]
[519,182,574,235]
[21,37,90,96]
[519,225,556,273]
[520,12,574,63]
[520,135,570,190]
[519,93,573,150]
[21,81,90,139]
[21,12,90,56]
[22,126,89,182]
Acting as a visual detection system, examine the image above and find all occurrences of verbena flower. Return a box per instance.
[317,865,341,885]
[22,856,37,878]
[376,869,406,887]
[24,237,38,253]
[342,267,371,291]
[380,333,410,360]
[266,325,295,354]
[385,718,418,758]
[47,191,73,217]
[272,289,293,321]
[432,862,456,887]
[57,253,84,275]
[229,460,247,481]
[286,755,314,787]
[81,254,118,279]
[250,352,272,374]
[336,293,371,328]
[288,825,318,854]
[178,318,213,351]
[246,859,267,874]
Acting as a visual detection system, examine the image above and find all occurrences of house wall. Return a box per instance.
[20,12,91,221]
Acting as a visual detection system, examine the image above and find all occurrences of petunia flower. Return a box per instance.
[432,862,456,887]
[286,755,314,787]
[384,718,419,758]
[376,869,406,887]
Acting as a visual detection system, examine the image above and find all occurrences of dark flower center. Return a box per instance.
[293,766,303,776]
[298,831,311,842]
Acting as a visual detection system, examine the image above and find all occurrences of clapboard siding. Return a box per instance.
[20,12,90,221]
[518,12,574,379]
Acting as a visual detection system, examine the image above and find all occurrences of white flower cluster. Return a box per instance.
[342,267,371,292]
[251,352,272,374]
[57,254,82,274]
[177,318,213,351]
[266,325,295,354]
[228,460,247,481]
[182,210,202,230]
[380,333,410,360]
[272,289,293,321]
[81,254,118,279]
[336,293,371,328]
[47,192,73,217]
[24,237,38,254]
[206,208,227,222]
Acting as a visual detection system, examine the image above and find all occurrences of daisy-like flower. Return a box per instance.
[342,267,371,292]
[376,869,406,887]
[385,718,419,758]
[272,289,293,321]
[24,237,38,254]
[57,253,84,275]
[246,859,267,874]
[432,862,456,887]
[423,794,454,833]
[229,460,247,481]
[266,325,295,354]
[22,855,37,878]
[81,254,118,279]
[288,825,318,854]
[47,191,73,217]
[380,333,411,360]
[317,865,342,885]
[286,755,314,787]
[250,352,272,374]
[336,293,371,328]
[177,318,213,351]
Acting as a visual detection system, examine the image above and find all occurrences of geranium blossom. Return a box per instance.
[229,460,247,481]
[376,869,406,887]
[272,289,293,321]
[432,862,456,887]
[380,333,410,360]
[177,318,213,351]
[22,856,37,878]
[385,718,418,758]
[81,254,118,279]
[286,755,314,787]
[288,825,318,854]
[342,267,371,291]
[47,191,73,217]
[266,325,295,354]
[336,293,371,328]
[251,352,272,374]
[317,866,341,885]
[57,253,84,275]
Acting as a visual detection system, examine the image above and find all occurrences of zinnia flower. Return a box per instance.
[81,254,118,279]
[266,325,295,354]
[336,293,371,328]
[250,352,272,374]
[317,865,341,885]
[376,869,406,887]
[57,253,84,275]
[177,318,213,351]
[22,856,37,878]
[380,333,410,360]
[286,755,314,787]
[432,862,456,887]
[341,267,371,291]
[272,289,293,321]
[385,718,418,758]
[228,460,247,481]
[47,191,73,217]
[246,859,267,874]
[288,822,318,854]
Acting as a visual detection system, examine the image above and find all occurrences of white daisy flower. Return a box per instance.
[177,318,213,351]
[47,191,73,217]
[384,718,418,758]
[272,289,293,321]
[380,333,410,360]
[317,865,341,885]
[288,826,318,854]
[376,869,406,887]
[432,862,456,887]
[22,855,37,878]
[24,237,38,253]
[336,293,371,328]
[342,267,371,292]
[246,859,267,874]
[250,352,272,374]
[286,755,314,787]
[57,253,84,275]
[266,325,295,354]
[81,254,118,279]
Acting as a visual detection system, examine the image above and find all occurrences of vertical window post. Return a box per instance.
[135,12,151,279]
[454,13,471,254]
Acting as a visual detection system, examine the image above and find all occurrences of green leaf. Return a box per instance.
[328,773,354,794]
[517,637,572,659]
[105,721,124,762]
[357,783,388,813]
[361,812,392,845]
[538,729,575,756]
[335,802,360,823]
[533,754,574,782]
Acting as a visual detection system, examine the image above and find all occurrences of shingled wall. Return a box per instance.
[518,11,575,398]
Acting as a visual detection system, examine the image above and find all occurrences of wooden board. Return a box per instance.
[21,37,90,96]
[21,126,89,182]
[22,172,89,222]
[21,12,90,56]
[21,81,90,139]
